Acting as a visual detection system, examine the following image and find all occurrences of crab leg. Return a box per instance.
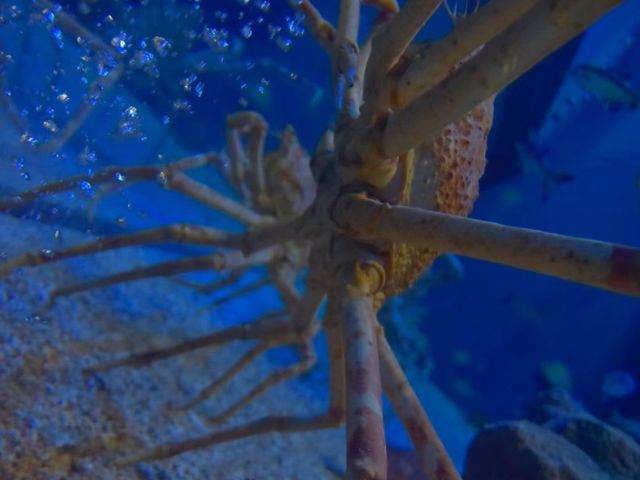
[378,0,539,112]
[334,0,361,118]
[340,289,386,479]
[377,0,622,158]
[0,66,29,135]
[0,215,309,278]
[34,0,124,154]
[362,0,441,109]
[165,170,269,226]
[226,112,269,204]
[289,0,337,53]
[201,285,327,422]
[226,121,252,202]
[40,62,124,154]
[334,194,640,297]
[179,284,324,412]
[207,340,317,424]
[85,310,289,373]
[0,154,217,212]
[115,290,339,467]
[170,269,244,294]
[46,250,278,304]
[203,276,271,309]
[0,224,239,276]
[170,343,269,412]
[378,329,460,480]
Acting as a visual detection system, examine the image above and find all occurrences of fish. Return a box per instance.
[515,140,575,202]
[572,65,640,111]
[602,371,637,399]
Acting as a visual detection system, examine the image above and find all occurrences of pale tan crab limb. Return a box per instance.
[0,66,29,135]
[226,111,269,203]
[0,224,243,276]
[39,62,124,154]
[376,0,622,159]
[170,343,269,412]
[334,194,640,297]
[165,170,270,226]
[225,119,251,201]
[34,0,124,154]
[203,276,271,309]
[181,283,324,413]
[335,0,361,118]
[381,0,540,112]
[289,0,337,53]
[115,293,343,467]
[207,340,317,425]
[85,310,289,372]
[170,270,244,294]
[362,0,399,13]
[0,154,217,211]
[46,249,278,304]
[378,328,460,480]
[241,212,315,254]
[362,0,441,109]
[330,256,387,480]
[353,33,373,113]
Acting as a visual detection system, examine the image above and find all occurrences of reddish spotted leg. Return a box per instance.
[378,328,460,480]
[336,258,388,480]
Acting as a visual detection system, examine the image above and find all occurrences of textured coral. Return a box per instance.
[386,97,494,295]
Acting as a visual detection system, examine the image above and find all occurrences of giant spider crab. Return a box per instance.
[1,0,638,479]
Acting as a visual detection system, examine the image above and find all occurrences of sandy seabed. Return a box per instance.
[0,213,344,480]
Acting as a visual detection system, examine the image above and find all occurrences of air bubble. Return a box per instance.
[43,120,58,133]
[241,24,253,39]
[203,27,229,52]
[152,36,172,56]
[111,31,132,54]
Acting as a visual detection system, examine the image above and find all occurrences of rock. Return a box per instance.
[549,413,640,479]
[464,420,610,480]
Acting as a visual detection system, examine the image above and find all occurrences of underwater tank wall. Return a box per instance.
[0,0,639,479]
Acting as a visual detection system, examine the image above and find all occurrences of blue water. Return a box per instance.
[1,0,639,472]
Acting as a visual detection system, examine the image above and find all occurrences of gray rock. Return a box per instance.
[464,420,611,480]
[549,413,640,480]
